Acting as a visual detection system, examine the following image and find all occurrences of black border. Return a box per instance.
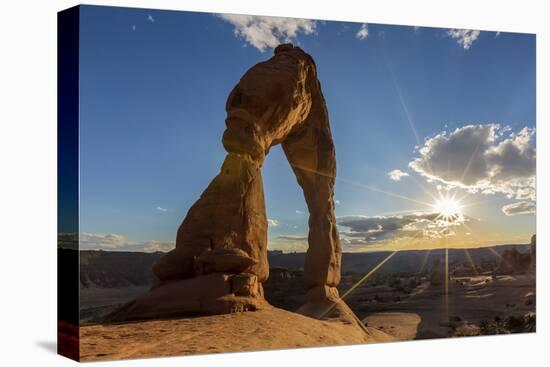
[57,5,80,361]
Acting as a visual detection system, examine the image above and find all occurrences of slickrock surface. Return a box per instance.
[81,307,394,361]
[363,312,421,340]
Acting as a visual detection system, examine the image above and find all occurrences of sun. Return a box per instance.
[432,195,463,221]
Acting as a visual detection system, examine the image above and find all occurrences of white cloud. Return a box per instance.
[275,235,308,241]
[388,169,409,181]
[269,235,308,252]
[156,206,168,212]
[409,124,536,201]
[218,14,316,52]
[447,29,481,49]
[295,210,305,214]
[79,233,130,249]
[143,240,175,252]
[335,199,341,205]
[356,23,369,40]
[267,218,279,227]
[147,14,155,23]
[78,232,175,252]
[502,201,536,216]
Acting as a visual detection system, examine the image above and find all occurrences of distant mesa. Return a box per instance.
[107,44,363,331]
[493,236,535,275]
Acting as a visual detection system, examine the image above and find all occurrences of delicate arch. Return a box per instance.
[153,44,341,293]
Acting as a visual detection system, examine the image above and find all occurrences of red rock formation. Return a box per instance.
[108,44,344,322]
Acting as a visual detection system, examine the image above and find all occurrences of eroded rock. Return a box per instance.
[108,44,347,322]
[106,273,269,322]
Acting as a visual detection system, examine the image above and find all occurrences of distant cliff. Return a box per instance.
[79,250,163,288]
[74,244,531,289]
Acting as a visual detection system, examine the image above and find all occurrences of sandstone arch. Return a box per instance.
[107,44,354,323]
[154,44,341,290]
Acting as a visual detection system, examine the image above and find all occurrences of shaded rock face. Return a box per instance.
[109,44,342,321]
[530,234,536,272]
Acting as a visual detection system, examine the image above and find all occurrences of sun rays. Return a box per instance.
[287,67,511,324]
[311,52,535,330]
[431,192,464,223]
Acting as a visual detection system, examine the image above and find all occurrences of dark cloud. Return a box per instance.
[338,213,440,232]
[338,213,463,246]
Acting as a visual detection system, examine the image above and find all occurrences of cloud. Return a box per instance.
[356,23,369,40]
[143,240,175,252]
[147,14,155,23]
[295,210,305,215]
[388,169,409,181]
[275,235,308,241]
[155,206,168,212]
[339,213,446,233]
[447,29,481,49]
[335,199,341,205]
[78,232,175,252]
[267,218,279,227]
[502,201,536,216]
[80,233,129,249]
[409,124,536,201]
[338,212,465,246]
[269,234,308,252]
[218,14,316,52]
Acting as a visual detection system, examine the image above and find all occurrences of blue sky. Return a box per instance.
[77,5,536,252]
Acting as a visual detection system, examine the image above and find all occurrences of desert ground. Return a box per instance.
[75,245,536,360]
[353,274,535,339]
[79,307,394,361]
[363,312,421,340]
[78,272,534,361]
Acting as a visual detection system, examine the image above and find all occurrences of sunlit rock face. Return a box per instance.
[108,44,343,321]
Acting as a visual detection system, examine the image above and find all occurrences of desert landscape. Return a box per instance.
[74,238,535,360]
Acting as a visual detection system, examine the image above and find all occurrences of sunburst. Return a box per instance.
[432,193,464,222]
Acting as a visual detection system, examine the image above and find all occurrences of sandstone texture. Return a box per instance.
[108,44,344,322]
[82,307,394,361]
